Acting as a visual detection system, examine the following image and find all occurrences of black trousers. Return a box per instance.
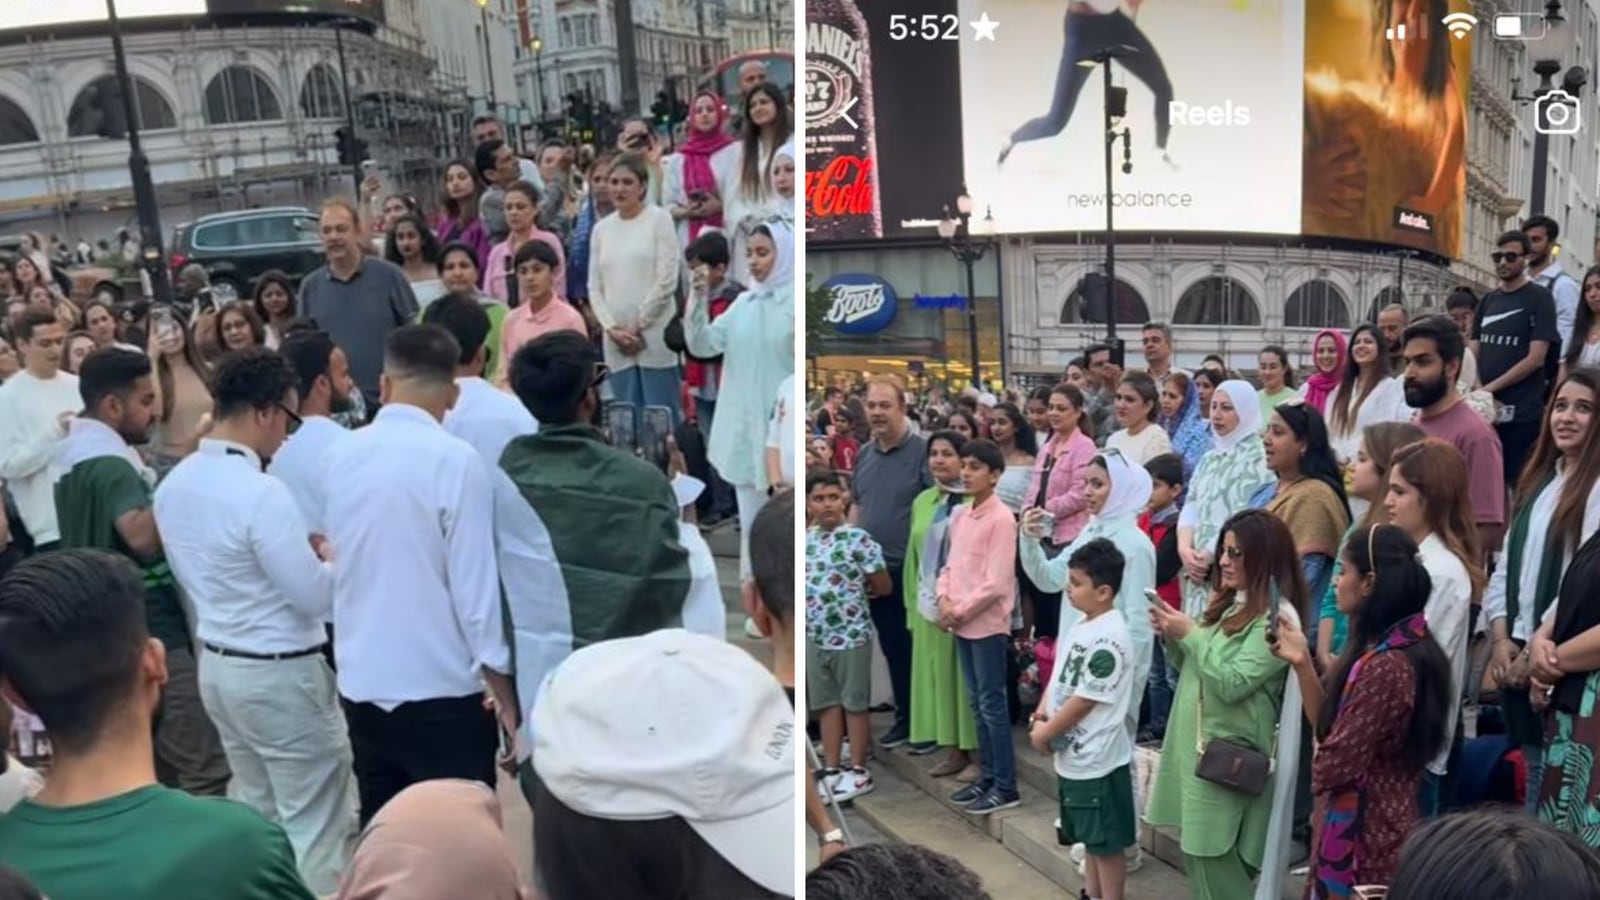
[1011,10,1174,150]
[869,565,914,733]
[344,693,498,826]
[1496,420,1541,488]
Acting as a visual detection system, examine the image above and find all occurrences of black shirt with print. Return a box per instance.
[1475,281,1560,423]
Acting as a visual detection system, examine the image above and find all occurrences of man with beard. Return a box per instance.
[53,347,230,798]
[1139,323,1184,385]
[1472,230,1560,486]
[1403,315,1507,553]
[269,329,355,534]
[153,348,354,892]
[1378,303,1410,374]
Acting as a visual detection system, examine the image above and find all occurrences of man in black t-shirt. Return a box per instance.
[1473,230,1560,484]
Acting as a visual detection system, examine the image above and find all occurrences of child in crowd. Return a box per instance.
[1029,538,1138,900]
[805,471,890,802]
[940,439,1020,814]
[1137,453,1185,742]
[830,414,860,475]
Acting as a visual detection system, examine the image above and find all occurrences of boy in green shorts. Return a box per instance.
[1028,538,1137,900]
[805,471,890,803]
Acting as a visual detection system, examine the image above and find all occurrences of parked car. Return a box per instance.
[169,207,323,303]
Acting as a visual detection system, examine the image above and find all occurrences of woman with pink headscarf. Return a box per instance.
[664,91,738,250]
[1298,328,1348,418]
[336,780,529,900]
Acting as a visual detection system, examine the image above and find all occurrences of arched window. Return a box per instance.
[300,64,343,119]
[0,96,39,145]
[1284,279,1351,329]
[1174,276,1261,326]
[1367,286,1406,323]
[204,66,283,124]
[67,75,177,137]
[1060,277,1150,325]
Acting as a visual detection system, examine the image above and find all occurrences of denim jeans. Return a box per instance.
[612,364,682,427]
[1144,637,1174,733]
[957,633,1017,796]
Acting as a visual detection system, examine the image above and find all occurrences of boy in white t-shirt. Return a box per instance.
[1028,537,1137,900]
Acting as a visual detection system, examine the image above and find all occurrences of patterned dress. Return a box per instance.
[1179,439,1271,618]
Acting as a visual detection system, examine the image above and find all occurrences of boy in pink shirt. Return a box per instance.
[938,438,1020,814]
[497,241,588,388]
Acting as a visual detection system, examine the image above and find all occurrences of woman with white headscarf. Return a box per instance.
[685,217,794,577]
[1177,380,1273,618]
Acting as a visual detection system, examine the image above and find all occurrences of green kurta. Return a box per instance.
[904,487,977,750]
[1145,607,1289,871]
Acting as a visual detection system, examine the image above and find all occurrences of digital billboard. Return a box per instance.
[806,0,1470,259]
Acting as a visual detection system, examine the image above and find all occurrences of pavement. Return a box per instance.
[496,522,753,882]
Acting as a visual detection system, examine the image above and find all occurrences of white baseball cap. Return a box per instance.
[531,629,795,895]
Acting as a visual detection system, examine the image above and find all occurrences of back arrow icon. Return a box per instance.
[840,96,858,130]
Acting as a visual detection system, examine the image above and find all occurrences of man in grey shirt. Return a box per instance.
[851,375,932,749]
[298,200,419,408]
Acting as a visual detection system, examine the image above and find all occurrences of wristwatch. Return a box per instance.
[820,828,845,846]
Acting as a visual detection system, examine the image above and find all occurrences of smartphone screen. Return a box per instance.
[606,405,637,455]
[641,407,672,472]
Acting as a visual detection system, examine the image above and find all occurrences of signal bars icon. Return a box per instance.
[1387,12,1478,41]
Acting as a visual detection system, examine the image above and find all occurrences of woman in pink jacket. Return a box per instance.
[1021,382,1098,639]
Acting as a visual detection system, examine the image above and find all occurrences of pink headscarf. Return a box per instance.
[336,780,527,900]
[679,91,736,241]
[1302,328,1348,416]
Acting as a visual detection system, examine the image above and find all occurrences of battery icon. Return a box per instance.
[1493,13,1549,40]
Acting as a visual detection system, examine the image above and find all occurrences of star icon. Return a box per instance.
[970,11,1000,41]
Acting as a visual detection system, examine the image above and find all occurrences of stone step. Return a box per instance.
[847,763,1065,898]
[859,713,1193,897]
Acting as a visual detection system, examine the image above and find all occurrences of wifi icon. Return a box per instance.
[1442,12,1478,39]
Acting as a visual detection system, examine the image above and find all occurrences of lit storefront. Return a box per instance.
[805,244,1005,393]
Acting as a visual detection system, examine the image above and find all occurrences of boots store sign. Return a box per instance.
[822,274,899,335]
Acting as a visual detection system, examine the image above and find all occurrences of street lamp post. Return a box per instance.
[105,0,173,306]
[477,0,498,107]
[332,24,362,197]
[1523,2,1586,216]
[532,37,548,118]
[937,190,997,390]
[1081,46,1134,357]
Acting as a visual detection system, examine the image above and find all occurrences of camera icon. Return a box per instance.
[1536,90,1581,135]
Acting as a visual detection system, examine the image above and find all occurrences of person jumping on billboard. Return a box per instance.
[996,0,1173,168]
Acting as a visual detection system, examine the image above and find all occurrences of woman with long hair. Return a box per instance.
[147,316,213,475]
[1327,324,1412,465]
[81,299,120,350]
[1482,368,1600,816]
[685,220,794,577]
[248,271,298,349]
[568,151,618,309]
[990,402,1038,514]
[1146,509,1304,900]
[905,431,980,782]
[1107,371,1173,465]
[1298,329,1348,419]
[1251,402,1352,605]
[1385,438,1484,811]
[1270,524,1452,899]
[723,83,792,285]
[433,159,491,278]
[1525,370,1600,842]
[590,152,683,423]
[11,257,47,298]
[945,409,982,443]
[1194,367,1223,417]
[384,213,446,310]
[1557,267,1600,382]
[1022,383,1099,639]
[1315,421,1426,668]
[434,241,509,385]
[1177,381,1272,619]
[665,90,737,249]
[1161,370,1210,476]
[1025,386,1052,443]
[62,331,96,375]
[1256,345,1299,419]
[484,180,567,305]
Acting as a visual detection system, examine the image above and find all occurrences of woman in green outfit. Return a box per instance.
[905,430,980,781]
[1146,508,1305,900]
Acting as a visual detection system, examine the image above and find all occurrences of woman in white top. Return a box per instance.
[1383,438,1484,811]
[663,91,738,251]
[989,401,1038,513]
[590,153,685,425]
[1557,266,1600,383]
[1106,371,1173,465]
[383,212,447,311]
[721,83,792,286]
[1481,369,1600,811]
[1327,323,1412,466]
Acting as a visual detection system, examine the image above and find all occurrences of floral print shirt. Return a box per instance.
[805,524,885,650]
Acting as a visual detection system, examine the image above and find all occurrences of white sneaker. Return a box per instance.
[815,768,842,802]
[832,766,874,802]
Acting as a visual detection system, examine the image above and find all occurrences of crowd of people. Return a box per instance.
[0,63,801,900]
[804,221,1600,900]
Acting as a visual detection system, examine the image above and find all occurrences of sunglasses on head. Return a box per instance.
[1490,251,1522,263]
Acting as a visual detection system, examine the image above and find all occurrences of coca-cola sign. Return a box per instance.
[822,273,899,335]
[807,156,876,219]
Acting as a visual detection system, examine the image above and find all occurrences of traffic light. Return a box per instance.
[334,127,369,166]
[88,79,127,140]
[671,96,689,126]
[651,91,671,127]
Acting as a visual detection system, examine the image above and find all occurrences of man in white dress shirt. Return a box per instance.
[421,295,538,463]
[0,309,81,551]
[321,325,518,824]
[268,329,356,534]
[153,349,356,892]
